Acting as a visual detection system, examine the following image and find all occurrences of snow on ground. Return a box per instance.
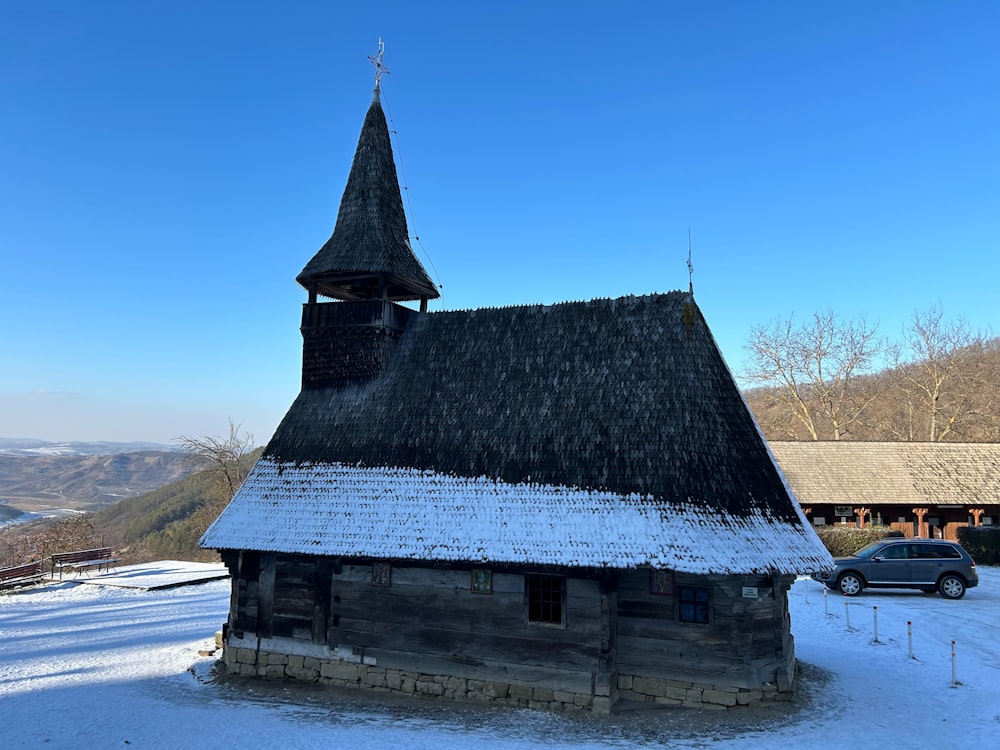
[1,568,998,749]
[73,561,230,590]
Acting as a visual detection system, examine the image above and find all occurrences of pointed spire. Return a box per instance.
[297,41,439,304]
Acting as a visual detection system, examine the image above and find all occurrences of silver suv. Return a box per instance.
[812,538,979,599]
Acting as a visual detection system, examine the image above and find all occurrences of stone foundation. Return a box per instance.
[617,672,795,708]
[222,640,791,713]
[223,644,604,711]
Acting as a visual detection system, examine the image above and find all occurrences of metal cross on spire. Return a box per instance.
[368,38,390,93]
[687,228,695,295]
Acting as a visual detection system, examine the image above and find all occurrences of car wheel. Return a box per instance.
[938,575,966,600]
[838,572,863,597]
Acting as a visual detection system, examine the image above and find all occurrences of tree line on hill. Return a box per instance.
[742,306,999,442]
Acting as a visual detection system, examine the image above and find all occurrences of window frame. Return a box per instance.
[525,573,566,628]
[676,584,711,625]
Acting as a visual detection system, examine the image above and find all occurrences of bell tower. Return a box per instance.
[296,42,439,389]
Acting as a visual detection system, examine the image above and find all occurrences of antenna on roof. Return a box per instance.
[368,37,390,95]
[687,228,695,296]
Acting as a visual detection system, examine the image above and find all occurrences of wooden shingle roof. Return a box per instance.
[203,293,832,574]
[266,294,793,517]
[296,93,438,302]
[770,441,1000,507]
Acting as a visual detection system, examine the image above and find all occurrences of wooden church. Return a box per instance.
[201,52,832,713]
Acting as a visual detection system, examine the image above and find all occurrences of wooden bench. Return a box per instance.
[51,547,119,579]
[0,560,45,590]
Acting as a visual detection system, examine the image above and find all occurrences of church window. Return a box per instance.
[678,585,711,624]
[526,574,565,626]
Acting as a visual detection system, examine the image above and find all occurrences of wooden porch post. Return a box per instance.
[313,558,334,645]
[258,553,276,639]
[854,507,870,529]
[912,508,929,538]
[970,508,985,526]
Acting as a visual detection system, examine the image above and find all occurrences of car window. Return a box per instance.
[879,544,909,560]
[854,542,885,559]
[912,543,961,559]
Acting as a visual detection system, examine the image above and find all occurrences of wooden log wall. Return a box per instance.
[616,570,795,692]
[221,552,797,708]
[326,561,614,696]
[221,550,262,638]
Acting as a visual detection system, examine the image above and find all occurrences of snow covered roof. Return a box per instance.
[202,460,830,575]
[202,293,832,574]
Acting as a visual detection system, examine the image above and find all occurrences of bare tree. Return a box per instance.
[743,310,883,440]
[983,339,1000,441]
[41,515,97,552]
[176,419,256,503]
[889,307,997,441]
[0,515,98,567]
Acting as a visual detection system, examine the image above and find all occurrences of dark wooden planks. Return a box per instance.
[321,561,611,693]
[615,569,794,687]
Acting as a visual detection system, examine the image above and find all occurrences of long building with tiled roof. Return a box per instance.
[201,51,831,713]
[770,441,1000,538]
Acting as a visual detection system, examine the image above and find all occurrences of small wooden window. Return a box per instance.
[678,585,710,624]
[526,574,565,626]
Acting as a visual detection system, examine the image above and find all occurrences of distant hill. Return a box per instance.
[0,449,195,513]
[0,438,176,457]
[93,447,263,562]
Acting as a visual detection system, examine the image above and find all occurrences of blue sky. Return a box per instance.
[2,2,997,444]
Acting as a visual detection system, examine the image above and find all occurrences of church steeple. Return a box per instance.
[296,41,439,307]
[297,42,437,390]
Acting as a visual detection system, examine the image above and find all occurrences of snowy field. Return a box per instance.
[2,568,998,749]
